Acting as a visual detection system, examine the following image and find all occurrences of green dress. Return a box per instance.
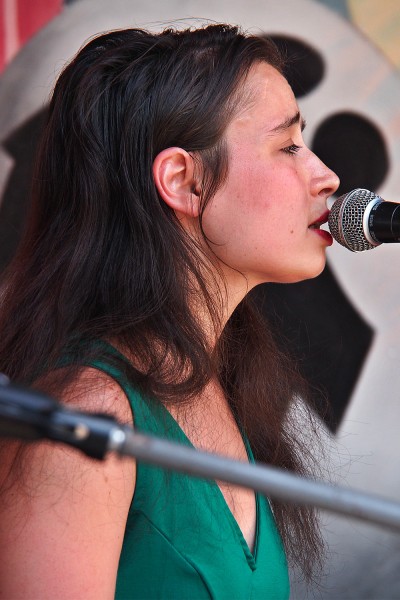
[83,343,290,599]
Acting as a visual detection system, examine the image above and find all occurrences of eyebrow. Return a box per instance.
[268,111,306,135]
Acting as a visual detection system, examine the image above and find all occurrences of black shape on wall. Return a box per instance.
[0,109,47,273]
[312,112,390,196]
[252,270,374,432]
[268,35,325,98]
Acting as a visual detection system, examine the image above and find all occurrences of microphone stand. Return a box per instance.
[1,374,400,532]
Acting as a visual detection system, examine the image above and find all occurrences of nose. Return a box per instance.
[310,154,340,199]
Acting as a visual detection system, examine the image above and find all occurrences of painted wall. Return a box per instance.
[1,1,400,598]
[0,0,62,72]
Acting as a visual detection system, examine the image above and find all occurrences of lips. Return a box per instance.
[308,210,330,229]
[308,210,333,245]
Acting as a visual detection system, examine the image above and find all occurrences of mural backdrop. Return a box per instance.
[1,1,400,597]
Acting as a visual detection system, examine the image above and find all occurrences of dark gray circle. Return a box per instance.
[267,34,325,98]
[312,111,390,196]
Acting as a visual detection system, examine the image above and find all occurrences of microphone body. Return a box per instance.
[328,188,400,252]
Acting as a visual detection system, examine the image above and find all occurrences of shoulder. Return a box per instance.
[0,366,136,599]
[39,364,134,425]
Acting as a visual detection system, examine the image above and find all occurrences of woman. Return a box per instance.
[0,24,339,598]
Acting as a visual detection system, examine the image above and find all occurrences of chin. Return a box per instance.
[295,262,327,283]
[249,256,327,286]
[277,262,327,284]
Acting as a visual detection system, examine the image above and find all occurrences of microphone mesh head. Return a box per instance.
[328,188,380,252]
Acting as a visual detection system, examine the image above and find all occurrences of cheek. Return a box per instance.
[204,159,305,244]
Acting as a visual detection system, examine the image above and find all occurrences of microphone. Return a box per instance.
[328,188,400,252]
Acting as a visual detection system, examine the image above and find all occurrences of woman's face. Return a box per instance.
[201,62,340,288]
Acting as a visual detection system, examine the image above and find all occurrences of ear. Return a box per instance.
[153,147,200,218]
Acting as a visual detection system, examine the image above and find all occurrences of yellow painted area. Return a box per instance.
[348,0,400,68]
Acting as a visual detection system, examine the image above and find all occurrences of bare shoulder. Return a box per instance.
[40,365,134,423]
[0,367,136,600]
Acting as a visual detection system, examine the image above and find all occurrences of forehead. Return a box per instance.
[228,62,299,136]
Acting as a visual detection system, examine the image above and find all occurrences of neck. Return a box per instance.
[195,264,253,349]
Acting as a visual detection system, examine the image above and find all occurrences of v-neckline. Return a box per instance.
[157,399,261,569]
[94,339,261,567]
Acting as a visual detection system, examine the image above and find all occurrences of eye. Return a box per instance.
[281,143,302,155]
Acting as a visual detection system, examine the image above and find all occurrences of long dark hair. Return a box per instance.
[0,24,324,581]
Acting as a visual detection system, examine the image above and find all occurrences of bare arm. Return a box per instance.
[0,369,136,600]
